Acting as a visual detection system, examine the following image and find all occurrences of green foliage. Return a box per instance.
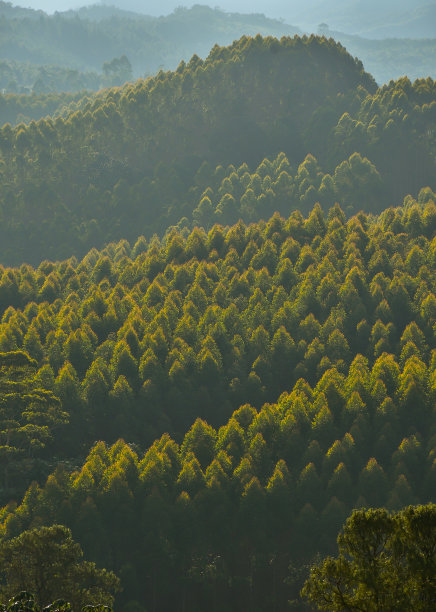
[0,350,67,493]
[0,15,433,612]
[0,594,112,612]
[0,34,433,264]
[0,525,119,609]
[301,504,436,611]
[0,195,433,609]
[0,198,432,607]
[0,202,432,482]
[0,34,385,264]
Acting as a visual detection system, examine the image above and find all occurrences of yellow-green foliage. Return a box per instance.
[0,200,434,609]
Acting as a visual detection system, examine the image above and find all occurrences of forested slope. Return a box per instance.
[0,35,434,265]
[0,58,113,97]
[0,89,94,127]
[0,199,435,609]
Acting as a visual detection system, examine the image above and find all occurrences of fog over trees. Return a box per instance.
[14,1,436,37]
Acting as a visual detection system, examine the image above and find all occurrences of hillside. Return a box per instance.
[0,35,375,263]
[350,2,436,39]
[0,197,434,609]
[264,0,436,39]
[0,0,42,19]
[0,36,434,266]
[0,58,119,96]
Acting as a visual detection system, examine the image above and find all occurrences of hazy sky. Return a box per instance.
[18,0,83,11]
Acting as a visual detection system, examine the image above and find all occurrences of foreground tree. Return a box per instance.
[0,525,120,609]
[0,592,112,611]
[301,504,436,611]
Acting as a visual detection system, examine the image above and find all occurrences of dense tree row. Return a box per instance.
[0,35,373,263]
[331,76,436,202]
[0,90,93,129]
[0,198,434,495]
[189,152,385,229]
[0,35,434,264]
[0,14,433,612]
[1,335,434,609]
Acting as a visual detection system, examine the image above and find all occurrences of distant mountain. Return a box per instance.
[320,28,436,84]
[294,0,436,38]
[96,1,436,37]
[357,3,436,39]
[1,2,434,90]
[2,1,435,38]
[63,4,150,20]
[0,5,300,76]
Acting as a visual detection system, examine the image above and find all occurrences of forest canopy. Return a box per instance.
[0,35,434,264]
[0,198,434,609]
[0,21,434,612]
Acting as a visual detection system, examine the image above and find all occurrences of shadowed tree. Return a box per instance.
[0,525,120,609]
[0,351,67,490]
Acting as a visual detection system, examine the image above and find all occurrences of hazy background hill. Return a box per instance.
[21,1,435,38]
[0,4,299,80]
[96,0,436,38]
[285,0,436,38]
[0,2,435,94]
[59,0,436,39]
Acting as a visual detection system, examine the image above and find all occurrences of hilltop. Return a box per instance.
[0,35,374,263]
[0,35,434,265]
[0,36,435,263]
